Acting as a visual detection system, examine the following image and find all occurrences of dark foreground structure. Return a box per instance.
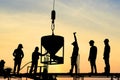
[1,72,120,80]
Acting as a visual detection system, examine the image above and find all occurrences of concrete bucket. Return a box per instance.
[41,35,64,64]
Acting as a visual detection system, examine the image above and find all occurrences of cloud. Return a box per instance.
[0,0,120,37]
[58,0,120,15]
[53,0,120,40]
[0,0,119,15]
[0,0,52,13]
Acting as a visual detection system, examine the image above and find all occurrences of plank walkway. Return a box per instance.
[1,73,120,80]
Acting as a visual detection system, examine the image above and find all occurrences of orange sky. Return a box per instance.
[0,1,120,80]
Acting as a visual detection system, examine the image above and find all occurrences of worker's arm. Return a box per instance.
[73,32,77,43]
[40,51,48,56]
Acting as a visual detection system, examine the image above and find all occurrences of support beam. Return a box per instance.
[1,73,120,80]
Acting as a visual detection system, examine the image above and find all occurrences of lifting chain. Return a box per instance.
[51,0,56,35]
[51,23,55,35]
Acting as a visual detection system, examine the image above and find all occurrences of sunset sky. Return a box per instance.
[0,0,120,80]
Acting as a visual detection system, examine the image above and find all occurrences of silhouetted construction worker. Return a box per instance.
[69,32,79,74]
[13,44,24,74]
[0,60,5,75]
[88,40,97,74]
[29,47,48,74]
[103,39,110,74]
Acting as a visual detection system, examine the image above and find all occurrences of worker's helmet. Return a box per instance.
[72,41,76,45]
[35,47,39,51]
[89,40,94,44]
[1,60,5,64]
[104,39,109,43]
[18,44,23,48]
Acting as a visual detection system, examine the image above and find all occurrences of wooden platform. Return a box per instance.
[1,73,120,80]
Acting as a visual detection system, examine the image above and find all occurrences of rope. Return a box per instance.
[20,61,32,71]
[53,0,55,10]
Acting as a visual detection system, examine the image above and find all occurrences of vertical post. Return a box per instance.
[26,66,30,80]
[118,77,119,80]
[8,77,10,80]
[81,77,84,80]
[39,66,42,74]
[63,39,64,64]
[73,76,76,80]
[111,76,113,80]
[41,38,42,63]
